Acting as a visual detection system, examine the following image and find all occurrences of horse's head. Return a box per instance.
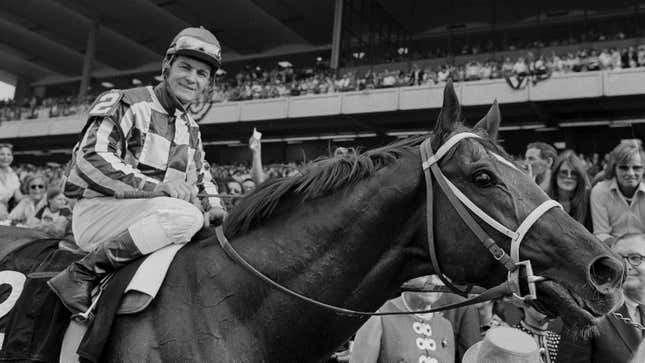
[417,81,624,333]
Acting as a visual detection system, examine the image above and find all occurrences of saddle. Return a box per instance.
[0,226,214,362]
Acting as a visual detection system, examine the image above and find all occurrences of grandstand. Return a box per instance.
[0,0,644,165]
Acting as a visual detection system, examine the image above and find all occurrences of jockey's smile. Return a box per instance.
[166,55,212,106]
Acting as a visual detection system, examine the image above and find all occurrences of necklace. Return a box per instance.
[400,293,433,320]
[520,320,547,335]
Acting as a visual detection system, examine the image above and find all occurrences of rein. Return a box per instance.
[212,132,561,317]
[114,190,242,199]
[215,226,511,316]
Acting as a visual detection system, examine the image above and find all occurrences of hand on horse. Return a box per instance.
[204,206,227,227]
[153,181,196,202]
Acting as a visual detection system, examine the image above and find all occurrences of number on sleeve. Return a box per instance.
[89,92,121,116]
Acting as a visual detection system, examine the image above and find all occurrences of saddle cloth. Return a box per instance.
[118,244,183,314]
[60,244,184,363]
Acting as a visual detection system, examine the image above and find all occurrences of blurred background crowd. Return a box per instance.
[1,37,644,122]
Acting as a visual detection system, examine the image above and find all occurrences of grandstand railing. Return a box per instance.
[1,68,644,139]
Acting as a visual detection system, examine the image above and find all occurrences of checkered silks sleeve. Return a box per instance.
[75,107,159,196]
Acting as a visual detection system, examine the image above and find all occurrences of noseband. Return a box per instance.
[215,132,562,317]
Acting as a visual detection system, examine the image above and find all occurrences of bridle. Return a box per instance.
[420,132,560,303]
[215,132,562,316]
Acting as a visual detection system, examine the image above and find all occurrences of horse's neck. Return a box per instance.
[229,162,422,360]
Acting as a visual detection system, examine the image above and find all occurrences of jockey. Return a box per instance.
[47,27,227,317]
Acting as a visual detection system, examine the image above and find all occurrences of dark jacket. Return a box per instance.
[435,293,481,362]
[557,304,644,363]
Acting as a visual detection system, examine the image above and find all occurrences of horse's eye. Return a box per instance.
[473,171,495,187]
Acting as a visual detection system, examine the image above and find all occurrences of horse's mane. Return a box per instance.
[222,124,513,238]
[223,135,427,238]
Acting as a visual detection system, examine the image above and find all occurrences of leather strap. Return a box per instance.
[215,226,514,317]
[421,138,516,299]
[510,199,561,262]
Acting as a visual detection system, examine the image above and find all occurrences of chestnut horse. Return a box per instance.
[3,83,626,362]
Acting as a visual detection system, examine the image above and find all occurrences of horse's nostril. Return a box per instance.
[589,256,624,293]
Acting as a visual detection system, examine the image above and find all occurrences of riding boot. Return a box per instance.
[47,229,143,315]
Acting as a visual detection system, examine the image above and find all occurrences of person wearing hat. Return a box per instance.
[349,276,455,363]
[47,27,227,318]
[463,326,541,363]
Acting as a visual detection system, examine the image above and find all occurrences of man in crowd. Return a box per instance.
[47,27,227,318]
[558,233,645,362]
[525,142,557,193]
[591,140,645,243]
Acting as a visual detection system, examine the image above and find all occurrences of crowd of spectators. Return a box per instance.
[1,32,644,122]
[196,40,645,105]
[0,94,95,123]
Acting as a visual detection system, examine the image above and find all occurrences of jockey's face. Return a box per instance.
[166,55,212,106]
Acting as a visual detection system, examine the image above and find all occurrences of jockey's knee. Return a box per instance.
[129,197,204,254]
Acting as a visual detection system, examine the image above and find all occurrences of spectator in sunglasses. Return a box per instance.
[590,140,645,243]
[548,150,592,229]
[8,174,47,226]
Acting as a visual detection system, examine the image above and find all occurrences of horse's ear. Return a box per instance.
[434,80,461,135]
[474,99,501,141]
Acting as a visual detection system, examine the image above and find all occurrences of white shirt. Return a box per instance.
[0,168,20,206]
[624,296,642,324]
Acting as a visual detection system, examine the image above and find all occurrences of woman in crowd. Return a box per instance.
[32,188,72,239]
[8,173,47,226]
[349,276,455,363]
[548,150,592,229]
[0,143,22,220]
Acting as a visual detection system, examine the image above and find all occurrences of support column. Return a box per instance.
[79,19,99,99]
[13,78,29,102]
[330,0,343,70]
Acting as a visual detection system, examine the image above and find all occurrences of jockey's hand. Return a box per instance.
[153,181,195,202]
[204,206,227,227]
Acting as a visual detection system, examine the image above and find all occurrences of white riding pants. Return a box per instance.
[72,197,204,254]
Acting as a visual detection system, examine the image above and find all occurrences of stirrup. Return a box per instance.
[71,310,95,323]
[70,273,114,324]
